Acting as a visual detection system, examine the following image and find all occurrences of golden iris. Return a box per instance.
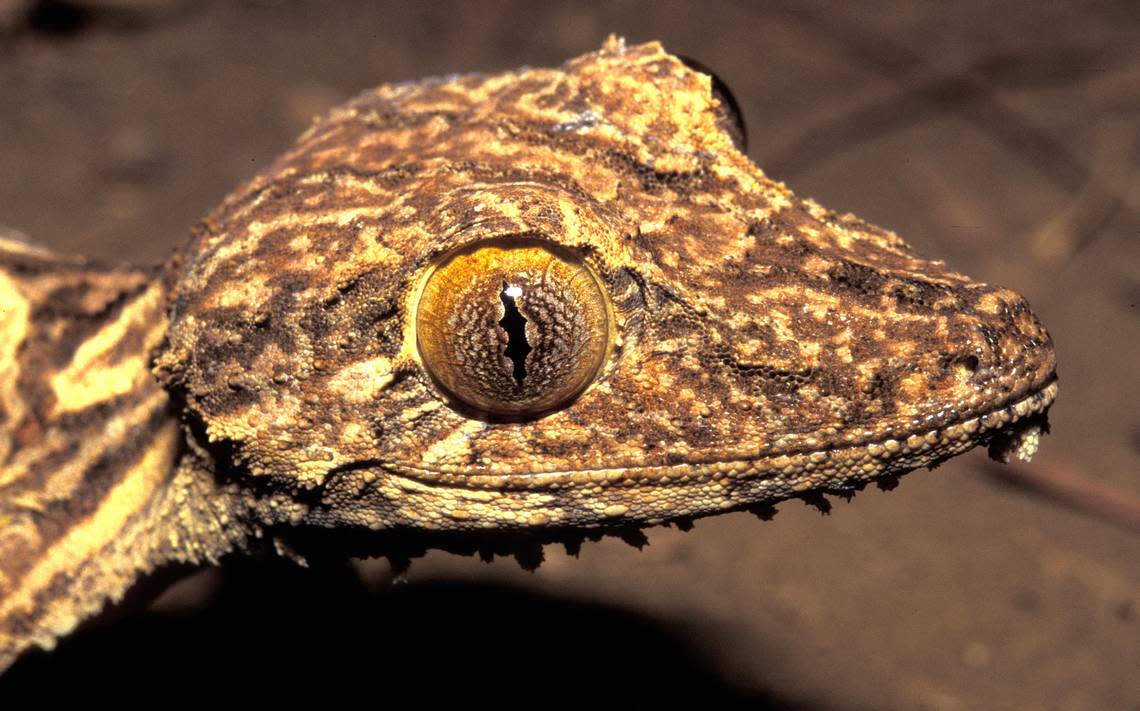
[415,238,611,417]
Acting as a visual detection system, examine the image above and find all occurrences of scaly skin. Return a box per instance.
[0,37,1057,671]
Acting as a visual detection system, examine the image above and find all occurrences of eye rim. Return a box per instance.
[411,235,615,422]
[678,55,749,153]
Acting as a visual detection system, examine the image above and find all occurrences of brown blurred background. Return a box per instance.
[1,1,1138,708]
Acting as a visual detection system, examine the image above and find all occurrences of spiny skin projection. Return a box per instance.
[0,37,1057,671]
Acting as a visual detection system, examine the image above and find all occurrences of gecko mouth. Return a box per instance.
[384,376,1058,491]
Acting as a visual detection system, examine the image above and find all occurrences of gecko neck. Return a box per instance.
[0,236,240,670]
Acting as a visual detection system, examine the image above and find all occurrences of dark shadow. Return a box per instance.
[2,557,812,708]
[26,1,93,36]
[24,0,192,37]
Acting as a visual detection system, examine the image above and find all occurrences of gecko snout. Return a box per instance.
[957,286,1057,399]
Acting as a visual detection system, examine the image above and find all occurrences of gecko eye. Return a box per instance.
[415,238,611,418]
[678,56,748,153]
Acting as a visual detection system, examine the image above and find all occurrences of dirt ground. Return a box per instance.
[1,1,1138,708]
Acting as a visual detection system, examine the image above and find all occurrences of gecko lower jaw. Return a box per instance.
[386,376,1059,491]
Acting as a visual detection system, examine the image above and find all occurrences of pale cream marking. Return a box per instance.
[419,419,487,467]
[0,235,74,261]
[0,272,30,466]
[37,392,169,507]
[0,419,179,648]
[49,283,166,416]
[209,274,270,309]
[327,356,395,403]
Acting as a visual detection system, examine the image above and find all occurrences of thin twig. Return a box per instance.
[979,454,1140,533]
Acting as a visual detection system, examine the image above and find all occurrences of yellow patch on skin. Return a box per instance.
[474,191,523,222]
[287,232,312,252]
[0,272,30,465]
[897,373,927,401]
[763,309,797,342]
[734,339,765,359]
[210,274,269,309]
[976,290,1008,314]
[49,283,166,417]
[327,356,395,403]
[420,419,485,467]
[399,400,442,423]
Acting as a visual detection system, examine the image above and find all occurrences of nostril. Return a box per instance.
[952,354,980,381]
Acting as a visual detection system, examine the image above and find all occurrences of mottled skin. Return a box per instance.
[0,38,1056,671]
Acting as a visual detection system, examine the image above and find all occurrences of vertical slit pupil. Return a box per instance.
[499,283,531,386]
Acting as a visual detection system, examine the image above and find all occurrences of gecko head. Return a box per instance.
[153,38,1056,533]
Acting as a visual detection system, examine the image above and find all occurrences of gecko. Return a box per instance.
[0,36,1057,672]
